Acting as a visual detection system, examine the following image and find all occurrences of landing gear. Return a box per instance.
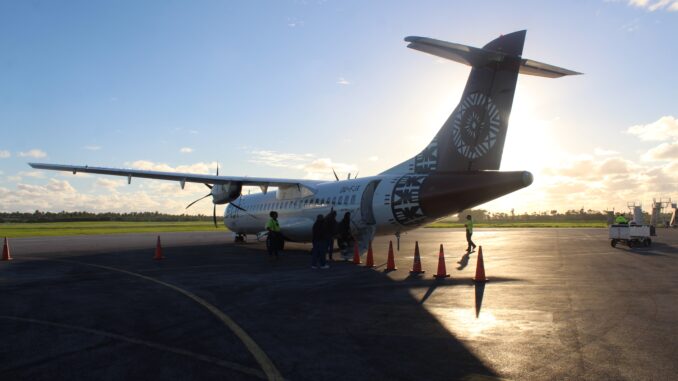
[234,234,247,243]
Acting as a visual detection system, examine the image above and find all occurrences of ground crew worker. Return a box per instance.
[266,211,281,258]
[465,215,477,253]
[615,213,628,224]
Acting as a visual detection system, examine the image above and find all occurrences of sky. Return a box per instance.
[1,0,677,216]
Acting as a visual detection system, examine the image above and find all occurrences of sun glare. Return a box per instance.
[501,85,563,172]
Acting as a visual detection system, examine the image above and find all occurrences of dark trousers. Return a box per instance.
[267,233,279,257]
[312,239,327,267]
[466,231,476,252]
[327,238,334,260]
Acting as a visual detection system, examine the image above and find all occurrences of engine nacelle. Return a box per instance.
[211,182,242,204]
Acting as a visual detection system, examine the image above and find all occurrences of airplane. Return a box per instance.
[30,30,580,253]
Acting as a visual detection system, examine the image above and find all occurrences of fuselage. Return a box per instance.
[225,171,532,243]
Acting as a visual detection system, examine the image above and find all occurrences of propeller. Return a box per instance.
[332,168,339,181]
[186,163,220,228]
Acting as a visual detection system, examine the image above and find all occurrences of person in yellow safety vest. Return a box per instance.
[615,213,628,225]
[465,215,477,253]
[266,211,281,258]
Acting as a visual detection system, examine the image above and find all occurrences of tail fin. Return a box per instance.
[382,30,580,174]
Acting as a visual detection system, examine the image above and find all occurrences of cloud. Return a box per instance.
[17,171,45,179]
[336,77,351,85]
[0,177,214,214]
[18,149,47,158]
[627,116,678,141]
[287,18,304,27]
[627,0,678,11]
[0,150,10,158]
[249,150,355,180]
[642,141,678,161]
[94,178,124,190]
[126,160,218,174]
[594,148,619,156]
[84,145,101,151]
[179,147,193,154]
[368,156,379,161]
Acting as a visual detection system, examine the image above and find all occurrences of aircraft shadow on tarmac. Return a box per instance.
[1,241,515,381]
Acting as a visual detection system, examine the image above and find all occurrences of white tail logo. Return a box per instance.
[451,93,500,160]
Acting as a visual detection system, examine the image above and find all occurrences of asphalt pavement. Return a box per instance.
[1,228,677,380]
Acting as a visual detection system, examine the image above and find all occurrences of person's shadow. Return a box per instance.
[457,252,470,270]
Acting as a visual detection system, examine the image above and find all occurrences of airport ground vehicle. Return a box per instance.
[609,224,653,248]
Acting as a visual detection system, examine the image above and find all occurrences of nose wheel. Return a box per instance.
[234,234,247,243]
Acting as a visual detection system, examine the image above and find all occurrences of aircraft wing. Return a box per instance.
[28,162,321,195]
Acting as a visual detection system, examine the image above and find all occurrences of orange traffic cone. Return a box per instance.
[154,236,164,260]
[473,246,487,282]
[352,241,361,265]
[410,241,425,274]
[364,241,375,268]
[385,241,397,271]
[2,237,12,261]
[433,244,449,278]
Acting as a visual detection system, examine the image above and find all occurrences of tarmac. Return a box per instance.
[1,228,677,381]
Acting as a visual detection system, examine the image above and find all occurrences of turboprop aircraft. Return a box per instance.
[30,30,580,252]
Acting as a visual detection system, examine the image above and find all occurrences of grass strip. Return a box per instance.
[0,221,224,238]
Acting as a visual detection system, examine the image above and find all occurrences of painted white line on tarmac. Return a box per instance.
[0,315,267,379]
[21,257,284,381]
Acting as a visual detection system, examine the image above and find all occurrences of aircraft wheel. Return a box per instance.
[646,238,652,247]
[611,239,617,248]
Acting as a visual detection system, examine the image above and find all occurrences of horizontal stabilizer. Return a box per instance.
[405,35,581,78]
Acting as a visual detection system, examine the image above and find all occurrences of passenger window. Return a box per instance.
[338,196,342,205]
[332,196,337,205]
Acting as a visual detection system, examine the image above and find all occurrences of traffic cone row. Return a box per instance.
[385,241,397,271]
[364,241,375,268]
[433,244,450,278]
[2,237,12,261]
[356,240,488,281]
[352,241,361,265]
[409,241,425,274]
[154,235,164,260]
[473,246,487,282]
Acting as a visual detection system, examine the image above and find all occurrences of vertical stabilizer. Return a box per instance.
[382,31,579,174]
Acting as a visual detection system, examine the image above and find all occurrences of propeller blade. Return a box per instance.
[354,171,359,179]
[213,204,217,228]
[230,203,247,212]
[186,193,211,209]
[230,202,260,220]
[332,168,339,181]
[347,173,351,180]
[216,163,219,176]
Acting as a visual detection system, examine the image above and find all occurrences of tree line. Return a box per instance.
[457,208,609,222]
[0,211,213,223]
